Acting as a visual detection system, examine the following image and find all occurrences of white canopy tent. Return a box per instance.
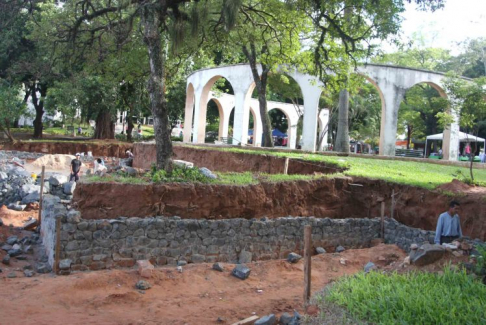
[425,132,486,157]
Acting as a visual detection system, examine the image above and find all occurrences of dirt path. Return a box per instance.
[0,244,405,325]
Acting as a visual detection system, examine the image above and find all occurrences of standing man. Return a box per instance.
[70,153,82,182]
[434,201,463,245]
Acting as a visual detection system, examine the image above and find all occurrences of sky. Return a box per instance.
[386,0,486,54]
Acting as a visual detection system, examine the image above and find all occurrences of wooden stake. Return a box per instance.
[380,201,385,239]
[38,166,45,228]
[54,217,61,274]
[303,225,312,306]
[284,157,290,175]
[390,189,395,220]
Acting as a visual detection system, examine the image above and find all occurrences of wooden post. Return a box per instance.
[284,157,289,175]
[380,201,385,239]
[303,225,312,306]
[38,166,45,228]
[54,217,61,274]
[390,190,395,220]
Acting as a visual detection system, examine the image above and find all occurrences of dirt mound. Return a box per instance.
[437,179,473,193]
[32,154,81,171]
[0,205,37,227]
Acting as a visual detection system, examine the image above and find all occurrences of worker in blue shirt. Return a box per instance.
[434,201,463,245]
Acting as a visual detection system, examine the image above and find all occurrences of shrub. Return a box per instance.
[150,164,213,183]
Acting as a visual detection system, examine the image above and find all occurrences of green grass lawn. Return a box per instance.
[190,146,486,189]
[318,268,486,325]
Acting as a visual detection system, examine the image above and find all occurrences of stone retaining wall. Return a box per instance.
[41,196,452,272]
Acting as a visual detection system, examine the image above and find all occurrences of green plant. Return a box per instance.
[150,164,214,183]
[324,267,486,324]
[474,245,486,276]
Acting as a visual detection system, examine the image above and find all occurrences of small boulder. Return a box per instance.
[460,242,472,251]
[7,272,16,278]
[316,247,326,254]
[364,262,377,273]
[410,243,419,250]
[6,236,18,245]
[7,203,26,211]
[7,249,22,257]
[24,270,34,277]
[336,246,345,253]
[21,192,40,204]
[49,174,68,186]
[135,280,151,290]
[404,256,411,265]
[199,167,217,179]
[287,252,302,263]
[63,181,76,195]
[2,255,10,265]
[411,244,445,266]
[254,314,276,325]
[232,264,251,280]
[238,250,252,264]
[177,260,187,267]
[35,262,52,274]
[59,259,72,270]
[279,313,293,325]
[1,244,12,252]
[173,160,194,169]
[23,219,38,231]
[137,260,154,278]
[212,262,224,272]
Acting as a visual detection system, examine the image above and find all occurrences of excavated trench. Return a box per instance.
[71,143,486,241]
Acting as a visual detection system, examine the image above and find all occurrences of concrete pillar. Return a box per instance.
[301,92,320,152]
[289,116,298,149]
[378,85,406,156]
[232,90,250,145]
[318,109,329,151]
[183,85,195,143]
[442,112,460,161]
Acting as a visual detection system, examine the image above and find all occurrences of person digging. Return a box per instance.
[434,201,463,245]
[70,153,82,182]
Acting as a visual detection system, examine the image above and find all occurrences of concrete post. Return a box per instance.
[232,90,250,145]
[442,112,460,161]
[183,85,195,143]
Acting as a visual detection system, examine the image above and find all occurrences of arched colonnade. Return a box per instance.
[184,63,460,160]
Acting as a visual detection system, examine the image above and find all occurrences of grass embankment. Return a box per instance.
[192,146,486,189]
[314,268,486,324]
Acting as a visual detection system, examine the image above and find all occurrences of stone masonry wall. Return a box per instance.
[47,214,381,271]
[42,199,448,272]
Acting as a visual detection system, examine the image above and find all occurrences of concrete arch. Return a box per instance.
[267,107,292,147]
[186,63,461,160]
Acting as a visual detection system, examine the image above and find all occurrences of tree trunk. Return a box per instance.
[31,82,47,139]
[94,110,115,139]
[242,43,273,148]
[142,7,173,171]
[1,120,16,143]
[334,89,350,153]
[406,125,412,149]
[127,111,134,141]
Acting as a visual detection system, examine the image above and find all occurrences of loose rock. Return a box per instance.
[2,255,10,265]
[254,314,276,325]
[7,249,22,257]
[7,272,16,278]
[63,181,76,195]
[24,270,34,277]
[212,263,224,272]
[35,262,52,274]
[239,250,252,264]
[232,264,251,280]
[364,262,377,273]
[6,236,18,245]
[316,247,326,254]
[199,167,217,179]
[135,280,151,290]
[336,246,345,253]
[59,259,72,270]
[287,252,302,263]
[411,244,445,266]
[279,313,293,325]
[137,260,154,278]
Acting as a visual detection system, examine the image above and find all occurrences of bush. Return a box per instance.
[323,268,486,324]
[150,164,213,183]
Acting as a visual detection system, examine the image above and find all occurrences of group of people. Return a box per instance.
[69,154,108,182]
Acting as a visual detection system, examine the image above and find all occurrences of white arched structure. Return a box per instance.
[185,63,460,161]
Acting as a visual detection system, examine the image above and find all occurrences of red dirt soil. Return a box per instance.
[0,243,407,325]
[74,177,486,240]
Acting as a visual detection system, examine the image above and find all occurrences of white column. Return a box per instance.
[379,85,406,156]
[232,90,250,145]
[183,88,195,143]
[191,89,204,143]
[301,93,320,152]
[442,111,460,161]
[318,109,329,151]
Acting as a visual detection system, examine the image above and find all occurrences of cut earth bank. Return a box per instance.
[73,143,486,241]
